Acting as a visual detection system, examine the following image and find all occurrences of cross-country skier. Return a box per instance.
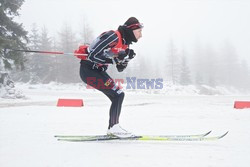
[79,17,143,138]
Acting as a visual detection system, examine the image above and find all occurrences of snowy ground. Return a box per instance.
[1,83,250,167]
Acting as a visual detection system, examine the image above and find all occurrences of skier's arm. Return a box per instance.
[88,31,118,64]
[116,49,136,72]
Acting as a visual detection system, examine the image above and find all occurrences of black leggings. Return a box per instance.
[79,60,124,129]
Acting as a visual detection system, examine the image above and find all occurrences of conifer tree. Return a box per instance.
[0,0,28,72]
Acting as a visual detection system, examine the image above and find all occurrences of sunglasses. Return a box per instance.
[126,23,144,29]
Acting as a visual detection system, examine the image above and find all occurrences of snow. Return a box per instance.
[1,83,250,167]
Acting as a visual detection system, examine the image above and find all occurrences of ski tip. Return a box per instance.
[57,138,71,142]
[54,135,62,138]
[219,131,229,139]
[204,130,212,137]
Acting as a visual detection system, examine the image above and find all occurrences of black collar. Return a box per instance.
[118,26,137,45]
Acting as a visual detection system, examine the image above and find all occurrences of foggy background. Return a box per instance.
[3,0,250,93]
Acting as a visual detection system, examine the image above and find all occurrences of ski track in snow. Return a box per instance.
[1,84,250,167]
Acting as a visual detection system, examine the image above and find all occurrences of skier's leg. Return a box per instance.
[105,88,124,129]
[80,61,124,128]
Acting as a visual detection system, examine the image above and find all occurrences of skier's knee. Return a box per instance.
[119,91,124,99]
[114,89,124,100]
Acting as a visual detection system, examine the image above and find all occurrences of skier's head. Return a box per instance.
[118,17,143,44]
[124,17,143,31]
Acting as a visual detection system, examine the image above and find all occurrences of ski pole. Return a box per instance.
[8,49,88,56]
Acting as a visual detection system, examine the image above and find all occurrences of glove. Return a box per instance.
[112,51,127,64]
[114,49,136,64]
[125,49,136,59]
[116,62,128,72]
[117,50,127,61]
[92,64,108,72]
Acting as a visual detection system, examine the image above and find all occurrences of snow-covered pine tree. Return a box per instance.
[219,40,240,88]
[80,17,94,45]
[203,44,218,87]
[166,39,180,85]
[19,23,41,83]
[57,23,79,83]
[0,0,27,98]
[193,38,205,86]
[37,26,54,83]
[0,0,28,72]
[179,51,191,86]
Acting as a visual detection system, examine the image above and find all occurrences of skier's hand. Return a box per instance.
[117,50,127,60]
[125,49,136,59]
[116,62,128,72]
[112,51,127,64]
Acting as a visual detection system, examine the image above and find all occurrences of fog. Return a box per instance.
[12,0,250,92]
[19,0,250,60]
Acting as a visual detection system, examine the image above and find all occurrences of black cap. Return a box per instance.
[124,17,143,30]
